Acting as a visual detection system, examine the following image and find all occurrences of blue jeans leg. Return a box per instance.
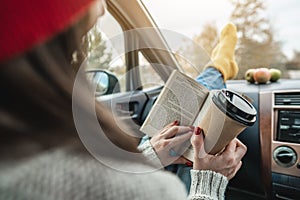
[196,67,226,90]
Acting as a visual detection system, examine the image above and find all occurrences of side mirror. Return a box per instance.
[86,70,120,96]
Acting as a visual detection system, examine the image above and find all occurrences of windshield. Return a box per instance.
[142,0,300,80]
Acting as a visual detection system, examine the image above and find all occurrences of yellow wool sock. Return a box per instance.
[207,22,238,81]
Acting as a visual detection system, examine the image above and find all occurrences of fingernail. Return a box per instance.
[173,120,179,125]
[189,126,195,130]
[185,161,193,167]
[195,127,202,135]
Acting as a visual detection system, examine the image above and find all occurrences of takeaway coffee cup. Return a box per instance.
[199,89,257,155]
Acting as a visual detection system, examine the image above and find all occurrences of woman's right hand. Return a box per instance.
[191,127,247,180]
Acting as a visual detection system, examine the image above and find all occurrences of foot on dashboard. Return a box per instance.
[206,22,239,81]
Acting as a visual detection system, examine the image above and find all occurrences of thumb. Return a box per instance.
[191,127,205,159]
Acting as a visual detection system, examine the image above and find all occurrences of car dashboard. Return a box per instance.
[227,79,300,199]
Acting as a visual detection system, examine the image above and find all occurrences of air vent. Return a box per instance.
[275,93,300,105]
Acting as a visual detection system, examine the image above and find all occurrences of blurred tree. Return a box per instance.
[176,22,218,78]
[193,22,218,56]
[230,0,286,79]
[286,50,300,70]
[82,25,112,69]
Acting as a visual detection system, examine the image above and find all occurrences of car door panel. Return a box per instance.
[98,86,162,121]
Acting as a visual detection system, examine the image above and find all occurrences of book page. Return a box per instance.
[140,70,209,136]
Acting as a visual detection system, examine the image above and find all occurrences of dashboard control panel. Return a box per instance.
[271,91,300,199]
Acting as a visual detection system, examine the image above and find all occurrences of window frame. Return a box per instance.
[106,0,182,92]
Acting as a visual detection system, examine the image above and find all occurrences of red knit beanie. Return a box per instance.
[0,0,95,63]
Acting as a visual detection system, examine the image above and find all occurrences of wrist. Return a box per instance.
[138,139,164,169]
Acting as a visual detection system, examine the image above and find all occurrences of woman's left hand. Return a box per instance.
[150,120,194,166]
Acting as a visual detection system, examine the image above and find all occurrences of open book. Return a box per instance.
[140,70,216,161]
[141,70,256,161]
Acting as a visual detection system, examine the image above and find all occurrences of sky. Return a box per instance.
[142,0,300,59]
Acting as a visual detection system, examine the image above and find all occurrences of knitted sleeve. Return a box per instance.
[138,138,229,200]
[137,139,163,169]
[188,170,228,200]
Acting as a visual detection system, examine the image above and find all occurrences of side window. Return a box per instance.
[139,52,164,89]
[83,11,166,93]
[84,11,127,92]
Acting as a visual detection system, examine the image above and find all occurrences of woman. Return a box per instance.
[0,0,246,199]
